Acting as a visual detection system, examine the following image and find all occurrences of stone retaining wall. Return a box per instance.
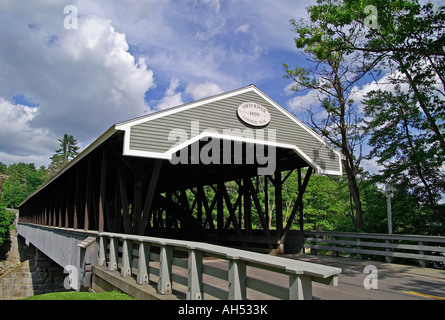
[0,254,69,299]
[0,228,70,299]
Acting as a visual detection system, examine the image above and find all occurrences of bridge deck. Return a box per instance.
[91,253,445,300]
[15,223,445,300]
[286,254,445,300]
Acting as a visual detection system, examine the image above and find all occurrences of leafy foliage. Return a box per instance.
[1,163,46,208]
[284,0,444,234]
[46,134,79,179]
[302,174,351,231]
[0,134,79,243]
[0,204,15,246]
[282,0,387,230]
[55,134,80,162]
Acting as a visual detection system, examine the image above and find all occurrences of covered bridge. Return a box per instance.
[19,85,343,253]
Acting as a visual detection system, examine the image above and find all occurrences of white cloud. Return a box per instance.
[0,3,155,166]
[235,23,250,34]
[287,89,324,114]
[285,68,404,118]
[155,78,184,110]
[0,151,51,169]
[30,15,155,135]
[0,0,314,167]
[185,82,223,100]
[75,0,305,88]
[361,158,384,175]
[0,98,57,166]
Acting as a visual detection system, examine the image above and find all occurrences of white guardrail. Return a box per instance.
[97,232,341,300]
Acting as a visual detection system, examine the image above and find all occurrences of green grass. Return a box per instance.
[23,290,136,300]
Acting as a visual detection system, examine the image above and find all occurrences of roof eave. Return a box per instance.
[19,125,118,207]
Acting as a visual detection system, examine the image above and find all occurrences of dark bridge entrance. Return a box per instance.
[19,85,343,253]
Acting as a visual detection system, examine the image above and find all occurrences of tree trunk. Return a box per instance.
[337,74,364,231]
[343,158,364,230]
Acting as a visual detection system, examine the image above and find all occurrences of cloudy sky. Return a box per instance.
[0,0,381,169]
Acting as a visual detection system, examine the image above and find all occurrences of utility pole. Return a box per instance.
[386,184,394,234]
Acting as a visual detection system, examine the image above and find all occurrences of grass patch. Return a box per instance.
[23,290,135,300]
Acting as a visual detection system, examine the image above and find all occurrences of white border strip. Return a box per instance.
[121,130,343,176]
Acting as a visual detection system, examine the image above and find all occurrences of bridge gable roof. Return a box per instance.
[115,85,343,176]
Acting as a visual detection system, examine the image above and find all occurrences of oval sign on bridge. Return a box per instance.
[237,102,271,127]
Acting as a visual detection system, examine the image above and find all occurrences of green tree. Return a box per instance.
[1,163,45,208]
[283,2,382,230]
[319,0,445,222]
[364,85,445,222]
[337,0,445,154]
[361,1,445,222]
[0,162,6,174]
[0,204,16,246]
[56,134,80,161]
[289,0,445,233]
[301,174,351,231]
[47,134,80,179]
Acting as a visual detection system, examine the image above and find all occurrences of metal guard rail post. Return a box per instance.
[97,232,341,300]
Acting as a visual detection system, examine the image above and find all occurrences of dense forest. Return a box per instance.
[0,0,444,245]
[0,134,79,245]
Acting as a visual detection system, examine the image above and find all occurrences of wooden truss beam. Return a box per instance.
[280,167,313,244]
[137,160,162,235]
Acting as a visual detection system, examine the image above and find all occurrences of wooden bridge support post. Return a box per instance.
[98,148,108,233]
[121,239,133,278]
[58,187,64,228]
[98,236,107,267]
[65,182,71,228]
[187,248,203,300]
[243,179,252,236]
[217,182,224,232]
[228,258,246,300]
[73,166,82,230]
[280,167,313,253]
[137,242,150,285]
[118,166,132,234]
[298,168,304,230]
[264,176,269,229]
[289,273,312,300]
[274,168,283,240]
[158,245,172,294]
[46,191,51,226]
[108,237,118,271]
[138,160,163,235]
[84,158,93,231]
